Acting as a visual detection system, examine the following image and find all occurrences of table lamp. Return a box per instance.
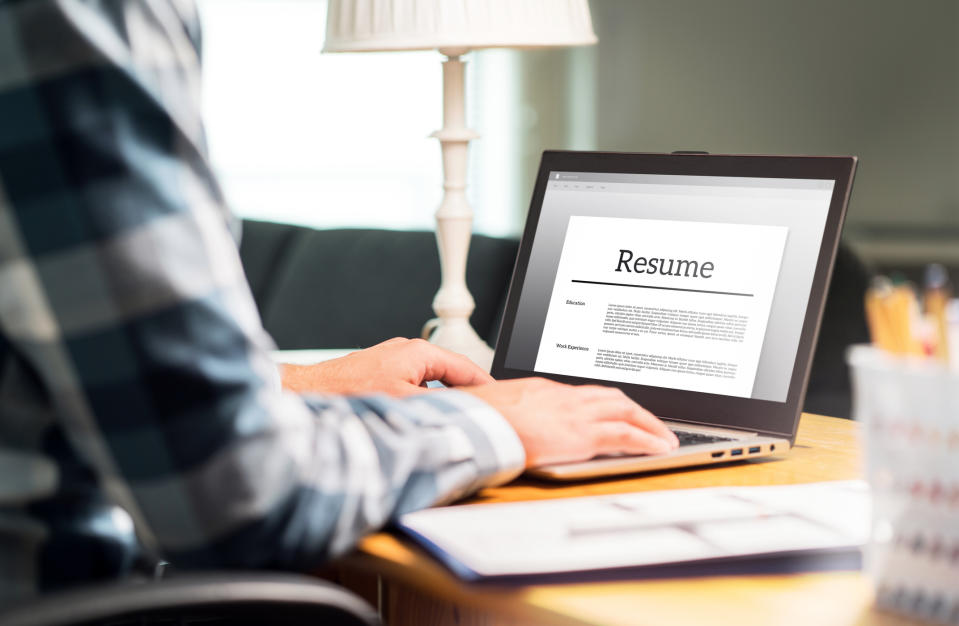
[323,0,597,369]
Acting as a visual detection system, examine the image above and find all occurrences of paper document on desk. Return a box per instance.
[398,481,869,581]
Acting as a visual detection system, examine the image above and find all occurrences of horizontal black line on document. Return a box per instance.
[571,279,754,297]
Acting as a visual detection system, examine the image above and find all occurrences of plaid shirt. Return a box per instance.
[0,0,523,600]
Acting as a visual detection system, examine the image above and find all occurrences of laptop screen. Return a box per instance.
[502,171,835,403]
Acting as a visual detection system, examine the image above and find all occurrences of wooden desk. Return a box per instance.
[332,414,919,626]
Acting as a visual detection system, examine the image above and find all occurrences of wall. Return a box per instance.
[515,0,959,267]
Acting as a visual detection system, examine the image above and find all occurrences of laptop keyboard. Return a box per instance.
[671,429,735,447]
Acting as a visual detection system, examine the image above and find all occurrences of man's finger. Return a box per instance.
[418,344,494,387]
[592,422,674,456]
[590,395,678,447]
[569,384,625,401]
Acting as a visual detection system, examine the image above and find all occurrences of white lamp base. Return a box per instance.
[422,49,495,372]
[423,316,494,371]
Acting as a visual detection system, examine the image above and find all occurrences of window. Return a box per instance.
[198,0,521,236]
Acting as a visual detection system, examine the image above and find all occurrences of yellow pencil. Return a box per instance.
[891,283,924,356]
[865,285,896,353]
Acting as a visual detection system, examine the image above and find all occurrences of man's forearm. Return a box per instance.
[155,390,524,569]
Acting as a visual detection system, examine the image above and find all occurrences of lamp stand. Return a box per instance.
[422,48,494,371]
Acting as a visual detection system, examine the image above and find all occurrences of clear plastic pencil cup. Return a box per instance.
[847,345,959,623]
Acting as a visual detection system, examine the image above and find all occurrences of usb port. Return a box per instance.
[711,451,725,458]
[748,446,761,454]
[730,448,743,456]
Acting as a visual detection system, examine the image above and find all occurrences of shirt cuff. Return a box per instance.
[433,390,526,487]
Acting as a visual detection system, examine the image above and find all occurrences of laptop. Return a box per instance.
[491,151,857,480]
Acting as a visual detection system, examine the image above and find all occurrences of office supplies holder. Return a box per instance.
[848,346,959,624]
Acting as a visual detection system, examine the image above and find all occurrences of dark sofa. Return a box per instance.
[239,220,870,418]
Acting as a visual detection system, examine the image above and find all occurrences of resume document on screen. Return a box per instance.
[533,216,789,397]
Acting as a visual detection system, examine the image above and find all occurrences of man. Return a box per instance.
[0,0,677,600]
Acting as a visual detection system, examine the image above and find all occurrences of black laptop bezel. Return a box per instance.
[490,151,857,444]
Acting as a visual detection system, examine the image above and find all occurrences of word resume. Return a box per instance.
[534,216,788,397]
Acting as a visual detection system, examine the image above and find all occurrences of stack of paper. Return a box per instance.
[399,481,869,581]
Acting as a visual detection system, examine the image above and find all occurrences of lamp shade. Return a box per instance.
[323,0,597,52]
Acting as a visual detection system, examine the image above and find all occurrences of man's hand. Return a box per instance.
[462,378,680,467]
[280,337,493,396]
[281,339,678,466]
